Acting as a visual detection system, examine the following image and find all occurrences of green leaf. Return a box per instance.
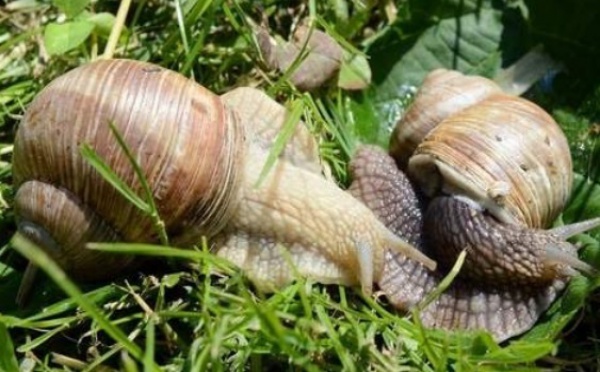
[348,8,509,147]
[376,9,504,98]
[525,0,600,87]
[53,0,89,18]
[86,12,117,37]
[0,320,19,372]
[337,52,371,90]
[342,86,414,148]
[44,21,94,56]
[408,0,487,21]
[559,275,592,313]
[469,339,556,365]
[554,110,599,178]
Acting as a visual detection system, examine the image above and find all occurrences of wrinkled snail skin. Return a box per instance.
[348,145,425,248]
[12,59,435,296]
[425,196,590,285]
[348,146,569,342]
[216,143,440,294]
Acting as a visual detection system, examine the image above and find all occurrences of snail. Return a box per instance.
[348,69,600,341]
[11,59,436,302]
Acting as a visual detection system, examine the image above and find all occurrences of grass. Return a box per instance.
[2,0,600,370]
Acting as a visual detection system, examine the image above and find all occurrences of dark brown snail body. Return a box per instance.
[12,59,435,298]
[349,69,600,341]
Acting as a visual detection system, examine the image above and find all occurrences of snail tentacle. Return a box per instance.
[544,243,596,276]
[548,217,600,239]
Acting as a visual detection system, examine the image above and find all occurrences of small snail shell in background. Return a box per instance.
[349,69,600,341]
[12,59,436,299]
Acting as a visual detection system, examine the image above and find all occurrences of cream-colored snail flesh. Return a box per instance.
[349,69,600,341]
[12,59,436,301]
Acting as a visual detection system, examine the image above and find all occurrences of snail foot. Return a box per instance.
[214,231,356,292]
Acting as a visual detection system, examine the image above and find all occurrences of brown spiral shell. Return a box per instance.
[391,69,572,229]
[13,59,245,278]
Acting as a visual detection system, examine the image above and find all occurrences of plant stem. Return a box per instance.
[102,0,133,59]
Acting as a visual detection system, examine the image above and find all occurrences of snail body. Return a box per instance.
[349,69,600,341]
[13,59,435,296]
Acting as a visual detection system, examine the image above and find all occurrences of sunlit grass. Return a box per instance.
[1,0,600,370]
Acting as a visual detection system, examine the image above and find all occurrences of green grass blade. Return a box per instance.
[10,233,158,370]
[88,242,203,260]
[107,122,169,246]
[416,250,466,311]
[144,320,156,372]
[16,323,71,353]
[0,319,19,372]
[80,143,150,212]
[87,242,238,275]
[22,285,123,324]
[254,98,305,188]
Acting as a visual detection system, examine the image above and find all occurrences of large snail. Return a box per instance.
[12,59,435,300]
[349,69,600,341]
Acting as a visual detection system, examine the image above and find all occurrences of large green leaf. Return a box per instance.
[564,174,600,233]
[375,8,504,101]
[526,0,600,79]
[408,0,488,21]
[345,7,509,148]
[554,109,600,180]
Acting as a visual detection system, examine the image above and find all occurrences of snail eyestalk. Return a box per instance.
[15,220,62,306]
[543,217,600,276]
[384,229,437,271]
[549,217,600,239]
[355,240,374,295]
[544,243,596,276]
